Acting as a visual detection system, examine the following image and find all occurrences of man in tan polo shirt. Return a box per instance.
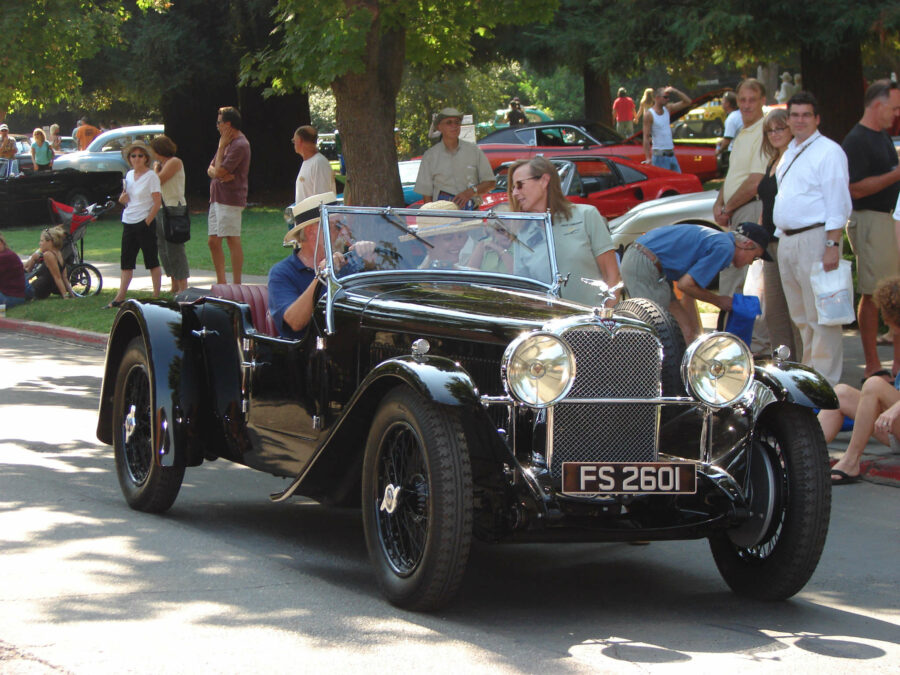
[712,78,795,353]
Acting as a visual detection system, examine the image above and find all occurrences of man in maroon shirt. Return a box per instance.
[0,232,26,307]
[207,106,251,284]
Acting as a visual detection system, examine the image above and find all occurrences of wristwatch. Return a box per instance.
[825,239,839,248]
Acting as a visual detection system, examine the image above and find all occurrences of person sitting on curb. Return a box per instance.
[22,226,75,300]
[0,232,27,308]
[620,222,770,342]
[819,275,900,485]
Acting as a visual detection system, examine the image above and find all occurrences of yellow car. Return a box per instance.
[674,99,726,138]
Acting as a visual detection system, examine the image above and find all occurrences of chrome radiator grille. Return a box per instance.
[550,325,662,477]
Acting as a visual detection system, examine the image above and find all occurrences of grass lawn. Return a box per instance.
[2,206,290,278]
[2,206,293,335]
[5,289,172,335]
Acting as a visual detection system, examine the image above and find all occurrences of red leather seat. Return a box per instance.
[209,284,278,337]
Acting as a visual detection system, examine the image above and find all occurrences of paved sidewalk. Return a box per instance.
[3,267,899,487]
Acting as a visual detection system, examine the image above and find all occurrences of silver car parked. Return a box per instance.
[52,125,164,175]
[609,189,719,249]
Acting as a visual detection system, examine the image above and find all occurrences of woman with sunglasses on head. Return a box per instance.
[22,226,74,300]
[106,140,162,308]
[757,108,800,358]
[507,156,620,307]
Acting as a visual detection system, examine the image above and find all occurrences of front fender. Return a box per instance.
[753,359,839,411]
[361,354,484,408]
[96,300,201,467]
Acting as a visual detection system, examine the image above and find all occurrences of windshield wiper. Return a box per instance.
[380,210,433,249]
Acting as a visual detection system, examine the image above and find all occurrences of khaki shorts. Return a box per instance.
[846,210,898,295]
[621,245,673,307]
[208,202,244,237]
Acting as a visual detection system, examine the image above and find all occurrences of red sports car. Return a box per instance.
[477,93,724,181]
[480,155,702,219]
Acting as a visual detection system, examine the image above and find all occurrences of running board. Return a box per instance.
[270,474,304,503]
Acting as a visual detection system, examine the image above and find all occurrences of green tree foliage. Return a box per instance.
[242,0,557,206]
[0,1,127,117]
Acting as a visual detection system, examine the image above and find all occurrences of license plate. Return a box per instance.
[561,462,697,495]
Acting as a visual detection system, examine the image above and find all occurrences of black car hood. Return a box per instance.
[342,278,594,346]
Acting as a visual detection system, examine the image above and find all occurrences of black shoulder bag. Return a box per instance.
[162,197,191,244]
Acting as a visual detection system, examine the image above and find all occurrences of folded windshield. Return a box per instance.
[319,205,557,289]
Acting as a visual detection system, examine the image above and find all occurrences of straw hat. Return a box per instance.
[399,200,483,241]
[284,191,338,245]
[121,140,155,164]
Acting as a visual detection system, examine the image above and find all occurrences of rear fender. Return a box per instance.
[96,301,206,467]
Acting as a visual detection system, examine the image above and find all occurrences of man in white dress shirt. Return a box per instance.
[773,91,852,385]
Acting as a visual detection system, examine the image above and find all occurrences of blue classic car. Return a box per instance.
[0,158,122,227]
[97,203,836,611]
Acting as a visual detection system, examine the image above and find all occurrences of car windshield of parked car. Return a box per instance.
[320,205,557,287]
[398,160,420,185]
[494,160,571,192]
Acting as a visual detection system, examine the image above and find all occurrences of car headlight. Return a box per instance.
[681,332,754,407]
[502,332,575,408]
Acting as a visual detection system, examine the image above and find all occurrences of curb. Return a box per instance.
[0,317,107,350]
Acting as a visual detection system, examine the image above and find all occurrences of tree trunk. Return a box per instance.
[583,63,611,126]
[801,39,864,143]
[333,18,406,207]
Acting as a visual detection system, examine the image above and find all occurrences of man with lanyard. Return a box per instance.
[414,107,495,209]
[842,80,900,383]
[773,91,852,386]
[641,86,691,173]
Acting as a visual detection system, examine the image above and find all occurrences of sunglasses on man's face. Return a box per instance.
[129,153,146,158]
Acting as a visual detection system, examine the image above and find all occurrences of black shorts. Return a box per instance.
[121,219,160,270]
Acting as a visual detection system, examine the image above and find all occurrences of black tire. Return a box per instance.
[361,387,473,611]
[68,263,103,297]
[709,404,831,600]
[616,297,686,396]
[66,191,89,213]
[704,120,725,138]
[112,337,185,513]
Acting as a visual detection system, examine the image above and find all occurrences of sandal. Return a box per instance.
[103,300,124,309]
[876,332,893,345]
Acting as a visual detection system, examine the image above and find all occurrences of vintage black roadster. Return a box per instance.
[97,204,836,610]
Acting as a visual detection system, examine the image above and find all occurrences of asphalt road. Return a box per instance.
[1,330,898,674]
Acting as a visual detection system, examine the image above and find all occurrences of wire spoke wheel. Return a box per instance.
[112,337,184,513]
[709,404,830,600]
[362,387,472,611]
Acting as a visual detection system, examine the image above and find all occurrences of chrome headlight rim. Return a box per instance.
[681,331,754,408]
[501,331,575,409]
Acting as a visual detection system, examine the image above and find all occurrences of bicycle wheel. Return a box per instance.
[69,263,103,297]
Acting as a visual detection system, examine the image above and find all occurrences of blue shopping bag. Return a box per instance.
[724,293,761,347]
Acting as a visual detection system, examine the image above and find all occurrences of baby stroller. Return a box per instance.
[46,198,115,297]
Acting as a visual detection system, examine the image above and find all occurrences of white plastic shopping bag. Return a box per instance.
[742,258,765,315]
[809,259,855,326]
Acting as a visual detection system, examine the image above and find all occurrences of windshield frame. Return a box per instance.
[315,204,559,335]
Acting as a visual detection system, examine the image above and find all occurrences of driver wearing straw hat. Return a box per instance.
[268,192,375,339]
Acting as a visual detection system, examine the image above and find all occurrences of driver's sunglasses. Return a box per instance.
[129,152,146,158]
